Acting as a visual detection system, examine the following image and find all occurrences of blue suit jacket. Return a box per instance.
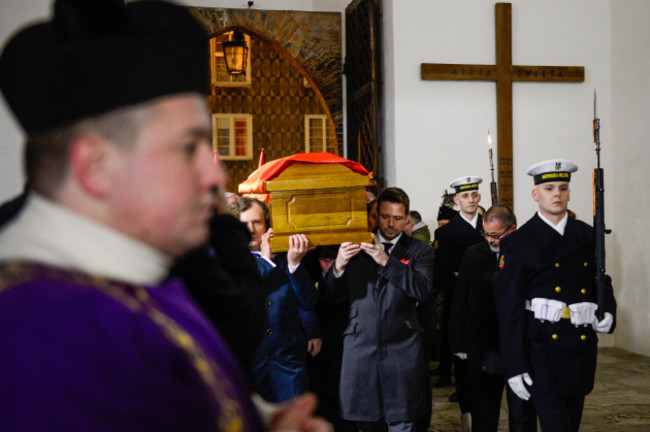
[250,253,318,402]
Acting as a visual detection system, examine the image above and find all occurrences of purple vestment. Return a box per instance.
[0,262,264,432]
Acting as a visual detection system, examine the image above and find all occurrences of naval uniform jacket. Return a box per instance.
[496,214,616,398]
[322,233,434,422]
[433,213,484,296]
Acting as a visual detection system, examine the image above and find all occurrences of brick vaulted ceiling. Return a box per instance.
[191,7,343,151]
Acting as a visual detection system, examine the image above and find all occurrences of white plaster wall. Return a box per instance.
[383,0,617,348]
[384,0,612,234]
[610,0,650,356]
[0,0,51,201]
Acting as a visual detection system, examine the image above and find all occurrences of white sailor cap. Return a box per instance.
[449,176,483,193]
[527,159,578,185]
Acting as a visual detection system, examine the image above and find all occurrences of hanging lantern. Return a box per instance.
[222,31,249,76]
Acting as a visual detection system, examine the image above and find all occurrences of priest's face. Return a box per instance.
[107,94,219,257]
[533,181,570,218]
[378,201,407,241]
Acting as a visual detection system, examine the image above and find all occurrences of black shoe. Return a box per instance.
[434,376,452,387]
[448,391,458,402]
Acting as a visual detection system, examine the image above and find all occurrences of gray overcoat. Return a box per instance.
[322,233,434,422]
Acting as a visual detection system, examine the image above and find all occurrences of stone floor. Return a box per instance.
[428,347,650,431]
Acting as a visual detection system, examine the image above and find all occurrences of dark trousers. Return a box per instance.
[530,391,583,432]
[468,372,504,432]
[415,340,432,432]
[453,357,472,413]
[505,385,538,432]
[437,290,453,380]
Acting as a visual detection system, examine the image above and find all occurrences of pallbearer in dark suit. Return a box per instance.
[433,176,484,431]
[497,159,617,432]
[322,187,434,432]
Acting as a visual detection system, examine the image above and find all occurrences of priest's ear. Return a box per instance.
[68,134,116,198]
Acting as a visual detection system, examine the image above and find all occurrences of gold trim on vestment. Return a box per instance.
[0,262,248,432]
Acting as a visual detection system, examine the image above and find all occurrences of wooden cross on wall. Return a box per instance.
[420,2,584,208]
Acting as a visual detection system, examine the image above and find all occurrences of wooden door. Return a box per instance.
[345,0,383,191]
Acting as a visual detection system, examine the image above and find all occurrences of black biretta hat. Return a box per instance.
[0,0,208,135]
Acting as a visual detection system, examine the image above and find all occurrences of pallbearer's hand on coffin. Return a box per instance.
[360,234,389,267]
[287,234,313,268]
[334,242,362,274]
[261,228,274,259]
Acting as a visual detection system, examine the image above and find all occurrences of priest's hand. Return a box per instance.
[333,242,361,275]
[360,234,389,267]
[270,393,332,432]
[507,372,533,400]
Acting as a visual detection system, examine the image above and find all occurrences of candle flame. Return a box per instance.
[487,131,493,150]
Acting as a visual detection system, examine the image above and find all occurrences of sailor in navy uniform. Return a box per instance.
[496,159,616,432]
[433,176,484,431]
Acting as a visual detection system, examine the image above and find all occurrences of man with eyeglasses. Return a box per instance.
[449,205,537,432]
[496,159,617,432]
[432,176,484,431]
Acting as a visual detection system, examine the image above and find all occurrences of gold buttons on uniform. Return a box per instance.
[584,262,589,267]
[581,335,587,341]
[555,262,560,268]
[552,334,558,340]
[266,300,271,307]
[581,289,587,295]
[555,286,562,293]
[266,328,273,335]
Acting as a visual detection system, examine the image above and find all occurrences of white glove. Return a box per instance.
[530,298,565,322]
[569,302,598,327]
[593,312,614,333]
[507,372,533,401]
[546,299,566,322]
[454,352,468,360]
[530,297,549,321]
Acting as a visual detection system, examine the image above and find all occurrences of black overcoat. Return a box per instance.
[449,240,503,374]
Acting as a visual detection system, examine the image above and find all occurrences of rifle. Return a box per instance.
[592,90,608,320]
[487,131,498,205]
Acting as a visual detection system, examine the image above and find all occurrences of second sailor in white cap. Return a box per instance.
[432,175,484,429]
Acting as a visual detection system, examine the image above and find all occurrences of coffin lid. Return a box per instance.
[238,152,370,200]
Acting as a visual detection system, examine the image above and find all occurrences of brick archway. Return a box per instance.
[191,7,343,150]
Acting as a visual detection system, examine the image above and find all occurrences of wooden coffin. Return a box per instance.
[238,153,372,252]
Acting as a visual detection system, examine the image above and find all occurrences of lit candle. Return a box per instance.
[487,130,493,167]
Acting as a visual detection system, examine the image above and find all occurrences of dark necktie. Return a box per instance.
[383,242,392,254]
